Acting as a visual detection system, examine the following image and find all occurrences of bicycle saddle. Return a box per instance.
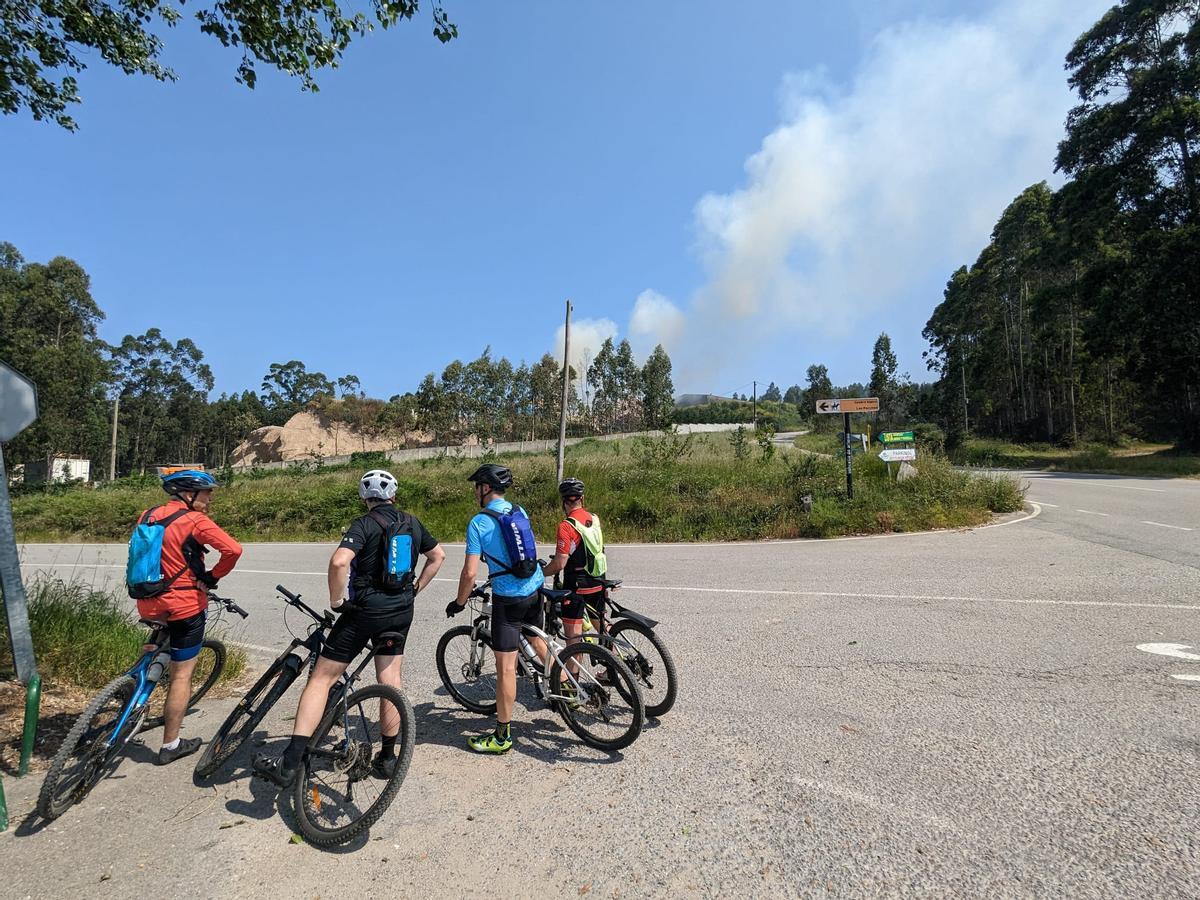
[139,618,169,629]
[540,587,572,601]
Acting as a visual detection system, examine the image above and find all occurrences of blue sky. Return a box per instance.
[2,0,1108,399]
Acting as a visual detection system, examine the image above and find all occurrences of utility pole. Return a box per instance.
[752,381,757,429]
[555,300,572,484]
[109,394,120,481]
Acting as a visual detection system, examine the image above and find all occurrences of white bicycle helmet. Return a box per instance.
[359,469,398,501]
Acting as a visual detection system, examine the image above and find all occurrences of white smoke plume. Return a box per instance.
[554,316,617,382]
[673,0,1108,383]
[628,289,686,358]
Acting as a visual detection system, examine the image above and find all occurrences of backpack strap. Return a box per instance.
[476,509,516,577]
[151,507,195,589]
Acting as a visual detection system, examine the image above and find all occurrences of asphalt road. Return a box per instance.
[4,470,1198,898]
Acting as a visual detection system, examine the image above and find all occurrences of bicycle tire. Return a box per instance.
[293,683,415,847]
[142,639,227,731]
[435,625,498,715]
[550,644,644,752]
[194,653,301,778]
[607,620,678,718]
[37,675,138,820]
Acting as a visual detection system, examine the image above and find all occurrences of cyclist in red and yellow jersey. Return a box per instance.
[137,470,242,764]
[542,478,608,678]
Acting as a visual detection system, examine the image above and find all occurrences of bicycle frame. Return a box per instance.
[464,591,599,703]
[104,635,171,750]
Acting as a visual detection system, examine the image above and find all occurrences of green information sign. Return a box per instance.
[878,431,914,444]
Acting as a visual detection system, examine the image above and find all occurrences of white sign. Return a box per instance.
[879,448,916,462]
[0,362,38,442]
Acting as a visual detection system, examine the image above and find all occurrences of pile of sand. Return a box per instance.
[231,411,424,466]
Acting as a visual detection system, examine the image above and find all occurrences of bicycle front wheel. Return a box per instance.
[142,639,227,731]
[549,644,644,752]
[195,653,301,778]
[294,683,415,847]
[436,625,498,715]
[37,675,139,820]
[607,621,677,718]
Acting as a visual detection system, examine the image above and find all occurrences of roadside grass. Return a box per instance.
[14,434,1025,543]
[0,577,247,690]
[791,431,844,455]
[953,438,1200,478]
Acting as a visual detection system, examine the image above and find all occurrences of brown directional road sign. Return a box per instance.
[815,397,879,414]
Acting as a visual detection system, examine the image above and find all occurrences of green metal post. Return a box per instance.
[0,775,8,831]
[19,673,41,776]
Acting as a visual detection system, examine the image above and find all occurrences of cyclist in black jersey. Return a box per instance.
[255,469,445,785]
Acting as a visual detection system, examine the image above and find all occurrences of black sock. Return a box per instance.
[494,721,510,741]
[283,734,309,768]
[381,734,397,760]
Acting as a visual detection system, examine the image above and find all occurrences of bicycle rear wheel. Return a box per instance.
[195,652,302,778]
[37,675,138,820]
[294,683,415,846]
[549,644,644,752]
[143,639,227,731]
[435,625,498,715]
[607,621,677,718]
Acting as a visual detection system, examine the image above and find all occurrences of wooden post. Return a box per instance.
[556,300,572,484]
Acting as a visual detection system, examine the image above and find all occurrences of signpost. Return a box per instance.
[880,447,917,463]
[0,361,40,829]
[816,397,879,500]
[814,398,880,415]
[877,431,914,444]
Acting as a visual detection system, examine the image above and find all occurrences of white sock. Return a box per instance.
[162,738,180,752]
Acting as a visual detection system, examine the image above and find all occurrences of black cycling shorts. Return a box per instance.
[490,593,541,653]
[167,612,207,662]
[561,590,604,623]
[321,605,414,664]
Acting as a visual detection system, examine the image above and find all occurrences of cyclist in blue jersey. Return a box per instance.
[445,463,545,754]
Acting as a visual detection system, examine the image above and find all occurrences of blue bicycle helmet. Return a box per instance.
[161,469,219,495]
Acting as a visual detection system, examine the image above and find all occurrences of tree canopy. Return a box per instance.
[2,0,457,129]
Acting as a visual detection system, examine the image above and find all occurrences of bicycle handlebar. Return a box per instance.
[208,592,249,619]
[275,584,333,626]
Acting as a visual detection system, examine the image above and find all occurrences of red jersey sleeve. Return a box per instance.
[192,515,243,579]
[556,520,578,557]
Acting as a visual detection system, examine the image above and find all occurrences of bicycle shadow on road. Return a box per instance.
[414,699,628,767]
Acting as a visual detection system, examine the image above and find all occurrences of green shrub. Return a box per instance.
[0,578,247,690]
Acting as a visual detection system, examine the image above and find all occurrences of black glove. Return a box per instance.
[198,571,219,589]
[445,599,465,618]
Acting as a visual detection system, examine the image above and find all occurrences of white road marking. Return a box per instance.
[1136,643,1200,661]
[1170,674,1200,683]
[21,559,1199,611]
[1075,509,1109,517]
[1141,521,1193,532]
[1022,475,1167,493]
[791,777,961,832]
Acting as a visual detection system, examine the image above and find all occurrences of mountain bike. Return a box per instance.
[197,584,415,847]
[577,578,678,718]
[436,582,645,751]
[37,592,249,821]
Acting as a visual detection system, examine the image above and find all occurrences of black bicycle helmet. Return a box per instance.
[162,469,219,495]
[558,477,585,500]
[467,463,513,491]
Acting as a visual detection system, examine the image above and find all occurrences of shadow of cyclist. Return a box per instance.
[413,700,628,766]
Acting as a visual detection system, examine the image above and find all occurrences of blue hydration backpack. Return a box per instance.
[126,507,190,600]
[481,506,539,579]
[368,508,416,590]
